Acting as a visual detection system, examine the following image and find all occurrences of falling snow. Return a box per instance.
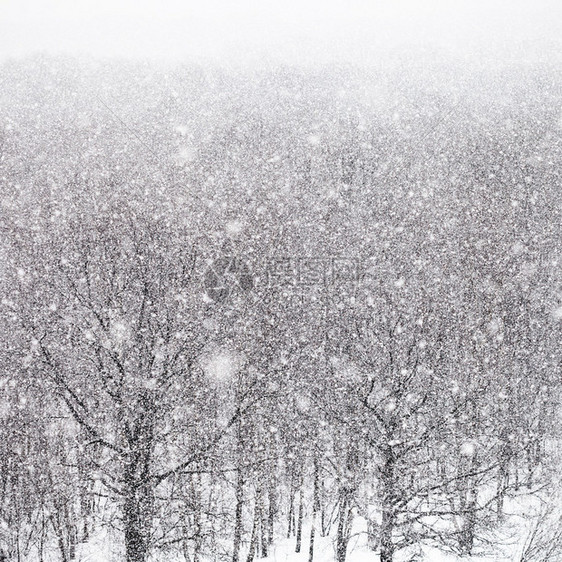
[0,2,561,562]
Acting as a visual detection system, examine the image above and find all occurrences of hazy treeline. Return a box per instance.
[0,57,561,562]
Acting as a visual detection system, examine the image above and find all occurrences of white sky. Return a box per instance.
[0,0,560,64]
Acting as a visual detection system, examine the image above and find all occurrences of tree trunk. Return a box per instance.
[379,447,397,562]
[232,467,244,562]
[123,483,152,562]
[460,487,477,556]
[295,487,304,553]
[55,525,68,562]
[497,431,512,522]
[246,503,258,562]
[192,474,203,562]
[496,462,508,522]
[320,476,328,537]
[268,481,276,548]
[287,486,294,538]
[308,457,320,562]
[78,451,93,544]
[51,499,76,562]
[39,510,47,562]
[260,485,268,559]
[336,486,351,562]
[458,453,478,556]
[379,508,396,562]
[123,397,155,562]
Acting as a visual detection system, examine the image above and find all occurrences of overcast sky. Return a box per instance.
[0,0,560,65]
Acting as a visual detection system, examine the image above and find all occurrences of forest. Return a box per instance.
[0,55,561,562]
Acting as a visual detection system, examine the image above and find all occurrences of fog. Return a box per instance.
[1,0,561,65]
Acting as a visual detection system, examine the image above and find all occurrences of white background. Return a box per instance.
[0,0,560,64]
